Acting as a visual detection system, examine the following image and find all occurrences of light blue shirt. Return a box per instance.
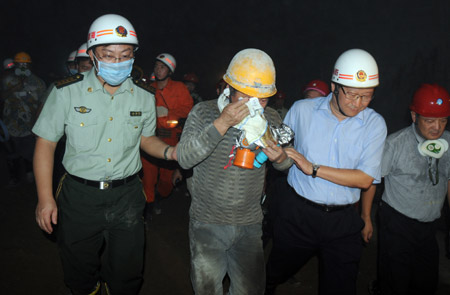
[285,94,387,205]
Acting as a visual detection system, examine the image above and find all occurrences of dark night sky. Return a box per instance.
[2,0,450,133]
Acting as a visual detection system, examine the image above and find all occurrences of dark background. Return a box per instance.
[2,0,450,133]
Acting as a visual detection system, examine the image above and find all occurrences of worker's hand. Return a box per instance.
[262,141,287,164]
[156,106,169,118]
[35,198,58,234]
[214,98,250,135]
[285,147,313,175]
[361,216,373,243]
[172,169,183,186]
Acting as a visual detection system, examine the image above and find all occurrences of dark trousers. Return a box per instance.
[378,201,439,295]
[266,185,364,295]
[57,175,146,294]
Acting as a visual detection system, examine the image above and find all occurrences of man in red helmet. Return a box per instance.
[303,79,330,99]
[272,90,288,120]
[183,72,203,105]
[371,83,450,294]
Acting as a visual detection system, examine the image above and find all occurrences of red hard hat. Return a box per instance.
[303,79,330,96]
[183,72,199,84]
[410,84,450,117]
[275,90,286,100]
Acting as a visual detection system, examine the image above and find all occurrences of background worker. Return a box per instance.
[376,84,450,295]
[303,79,330,99]
[141,53,193,217]
[183,72,203,105]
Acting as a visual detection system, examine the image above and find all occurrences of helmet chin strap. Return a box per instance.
[333,85,350,117]
[155,69,172,82]
[155,75,169,82]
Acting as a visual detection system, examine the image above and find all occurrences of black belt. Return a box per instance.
[68,173,137,190]
[295,192,353,212]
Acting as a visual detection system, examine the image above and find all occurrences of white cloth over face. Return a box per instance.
[217,88,268,147]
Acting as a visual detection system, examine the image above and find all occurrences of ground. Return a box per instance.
[1,181,449,294]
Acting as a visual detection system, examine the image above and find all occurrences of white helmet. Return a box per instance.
[87,14,138,51]
[67,50,77,63]
[76,43,89,58]
[3,58,14,70]
[331,48,379,88]
[156,53,176,73]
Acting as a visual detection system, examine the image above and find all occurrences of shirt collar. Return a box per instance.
[151,77,173,91]
[318,92,366,122]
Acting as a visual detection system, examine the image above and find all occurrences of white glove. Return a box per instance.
[156,106,168,118]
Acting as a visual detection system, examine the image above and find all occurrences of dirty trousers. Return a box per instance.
[57,175,146,294]
[189,219,265,295]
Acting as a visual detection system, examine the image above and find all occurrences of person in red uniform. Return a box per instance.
[141,53,193,217]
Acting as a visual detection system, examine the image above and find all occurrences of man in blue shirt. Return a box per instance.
[265,49,387,295]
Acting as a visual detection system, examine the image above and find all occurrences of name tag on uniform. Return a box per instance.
[130,111,142,116]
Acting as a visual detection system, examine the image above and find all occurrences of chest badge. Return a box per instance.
[74,106,92,114]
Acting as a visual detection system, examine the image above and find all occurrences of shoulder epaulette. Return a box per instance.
[133,79,156,94]
[54,74,84,89]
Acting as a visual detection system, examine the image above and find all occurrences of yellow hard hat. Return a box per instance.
[14,52,32,63]
[223,48,276,98]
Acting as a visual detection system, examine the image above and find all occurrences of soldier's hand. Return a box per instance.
[170,144,177,161]
[172,169,183,186]
[35,198,58,234]
[214,98,250,135]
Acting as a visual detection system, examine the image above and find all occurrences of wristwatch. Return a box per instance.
[312,164,320,178]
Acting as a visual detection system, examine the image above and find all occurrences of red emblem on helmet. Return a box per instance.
[115,26,128,37]
[356,70,367,82]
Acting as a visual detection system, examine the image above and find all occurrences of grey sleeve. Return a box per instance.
[177,104,223,169]
[380,137,394,177]
[272,151,294,171]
